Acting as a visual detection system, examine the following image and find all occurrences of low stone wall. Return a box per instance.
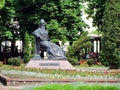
[0,74,8,85]
[0,74,120,86]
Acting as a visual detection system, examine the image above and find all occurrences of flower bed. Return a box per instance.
[0,65,120,85]
[0,65,120,80]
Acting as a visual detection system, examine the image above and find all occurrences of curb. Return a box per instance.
[0,74,120,86]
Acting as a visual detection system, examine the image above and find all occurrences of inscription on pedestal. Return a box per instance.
[39,63,59,66]
[26,60,75,69]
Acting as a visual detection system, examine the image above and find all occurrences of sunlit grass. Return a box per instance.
[75,64,108,68]
[23,83,120,90]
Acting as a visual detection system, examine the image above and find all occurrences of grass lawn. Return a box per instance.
[75,64,108,69]
[23,83,120,90]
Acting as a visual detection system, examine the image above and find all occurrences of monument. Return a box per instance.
[26,19,74,70]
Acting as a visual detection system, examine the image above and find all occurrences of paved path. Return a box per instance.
[0,82,24,90]
[0,86,23,90]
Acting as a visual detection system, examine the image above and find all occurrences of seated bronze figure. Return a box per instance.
[32,19,66,60]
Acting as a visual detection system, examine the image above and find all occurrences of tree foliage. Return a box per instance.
[66,32,92,65]
[0,0,15,25]
[0,0,15,39]
[0,0,5,9]
[86,0,120,69]
[14,0,86,43]
[85,0,106,30]
[46,19,67,43]
[101,0,120,69]
[24,31,34,63]
[0,0,87,63]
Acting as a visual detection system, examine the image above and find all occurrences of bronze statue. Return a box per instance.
[32,19,66,60]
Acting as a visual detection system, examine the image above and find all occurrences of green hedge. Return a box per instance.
[7,57,21,66]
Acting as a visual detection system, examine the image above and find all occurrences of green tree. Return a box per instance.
[0,0,15,26]
[85,0,106,30]
[86,0,120,69]
[0,0,16,57]
[14,0,86,43]
[0,0,16,39]
[66,32,92,65]
[24,32,34,63]
[0,0,5,9]
[46,19,67,43]
[101,0,120,69]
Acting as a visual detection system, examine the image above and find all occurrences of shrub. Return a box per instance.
[24,32,34,63]
[87,59,94,66]
[67,56,78,65]
[7,57,21,66]
[66,32,92,65]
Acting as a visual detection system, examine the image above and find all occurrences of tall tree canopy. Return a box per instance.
[14,0,86,43]
[0,0,15,39]
[0,0,87,62]
[85,0,106,30]
[0,0,5,9]
[101,0,120,69]
[86,0,120,69]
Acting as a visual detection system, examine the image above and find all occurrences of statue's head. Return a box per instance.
[40,19,45,24]
[39,19,45,27]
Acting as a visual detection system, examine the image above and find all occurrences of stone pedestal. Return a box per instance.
[25,59,75,70]
[31,54,42,60]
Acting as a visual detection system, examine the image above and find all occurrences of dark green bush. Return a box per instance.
[66,32,92,65]
[87,59,94,66]
[8,57,21,66]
